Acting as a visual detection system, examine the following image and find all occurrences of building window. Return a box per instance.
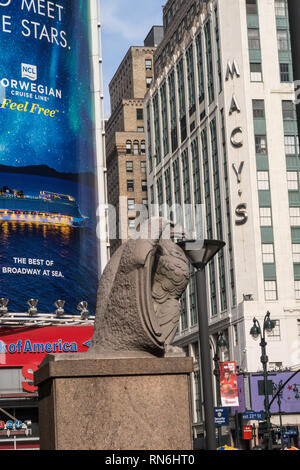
[275,0,287,16]
[248,28,260,49]
[204,21,214,104]
[186,44,196,114]
[128,218,135,230]
[255,135,267,154]
[215,7,222,92]
[173,158,182,224]
[262,244,275,263]
[168,70,178,152]
[141,141,146,155]
[133,141,139,155]
[246,0,258,15]
[193,370,202,422]
[141,161,147,174]
[146,77,152,88]
[250,62,262,82]
[264,281,278,300]
[126,140,132,154]
[280,63,290,82]
[195,32,205,103]
[136,108,144,120]
[146,104,152,173]
[277,30,289,50]
[180,292,188,330]
[127,180,134,192]
[126,161,133,173]
[287,172,298,190]
[292,244,300,262]
[253,99,265,119]
[189,272,197,326]
[257,171,270,190]
[137,126,144,133]
[145,59,152,70]
[177,58,187,141]
[141,180,147,192]
[267,320,281,340]
[290,207,300,226]
[295,282,300,300]
[209,261,217,316]
[285,135,299,155]
[142,198,148,208]
[127,198,135,211]
[164,167,172,220]
[269,361,283,370]
[160,82,169,156]
[233,324,238,346]
[282,100,295,120]
[260,207,272,226]
[153,93,161,164]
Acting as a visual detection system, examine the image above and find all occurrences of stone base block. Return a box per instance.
[34,356,194,450]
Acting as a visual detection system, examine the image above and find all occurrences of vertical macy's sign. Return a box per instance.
[226,59,248,226]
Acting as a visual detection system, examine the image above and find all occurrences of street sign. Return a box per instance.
[214,407,229,426]
[242,411,265,421]
[284,430,298,436]
[243,426,253,440]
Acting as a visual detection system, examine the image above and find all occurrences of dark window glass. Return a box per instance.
[126,141,132,154]
[126,161,133,173]
[250,62,262,82]
[282,100,295,120]
[255,135,267,154]
[248,28,260,49]
[277,30,289,50]
[141,180,147,192]
[246,0,257,15]
[136,108,144,120]
[253,100,265,119]
[280,63,290,82]
[127,180,134,192]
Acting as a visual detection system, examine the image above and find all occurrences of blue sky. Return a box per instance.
[101,0,164,118]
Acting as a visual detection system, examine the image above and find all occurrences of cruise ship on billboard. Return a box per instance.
[0,188,87,227]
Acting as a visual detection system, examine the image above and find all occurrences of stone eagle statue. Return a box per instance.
[90,218,190,358]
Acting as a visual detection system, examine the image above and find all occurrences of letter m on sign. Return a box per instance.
[226,60,240,81]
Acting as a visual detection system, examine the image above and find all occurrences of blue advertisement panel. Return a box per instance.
[0,0,99,314]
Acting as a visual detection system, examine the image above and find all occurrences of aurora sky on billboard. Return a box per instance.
[0,0,99,314]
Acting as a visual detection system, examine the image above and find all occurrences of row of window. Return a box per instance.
[126,140,146,155]
[126,160,147,173]
[261,242,300,264]
[248,28,290,53]
[247,0,292,83]
[246,0,288,21]
[259,206,300,227]
[126,179,147,193]
[127,198,148,211]
[147,7,223,167]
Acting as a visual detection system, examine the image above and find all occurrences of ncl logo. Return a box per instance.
[21,63,37,81]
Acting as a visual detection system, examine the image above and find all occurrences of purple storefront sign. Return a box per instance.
[231,371,300,415]
[250,372,300,414]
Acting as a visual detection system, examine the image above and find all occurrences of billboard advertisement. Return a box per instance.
[0,325,94,391]
[0,0,99,314]
[219,361,239,407]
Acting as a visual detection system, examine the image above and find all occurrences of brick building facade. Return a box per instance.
[105,28,163,254]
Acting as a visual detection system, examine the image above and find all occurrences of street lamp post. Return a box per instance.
[272,380,284,449]
[211,333,228,446]
[250,311,275,451]
[178,239,225,450]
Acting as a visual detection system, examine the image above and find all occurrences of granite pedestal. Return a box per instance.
[34,355,194,450]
